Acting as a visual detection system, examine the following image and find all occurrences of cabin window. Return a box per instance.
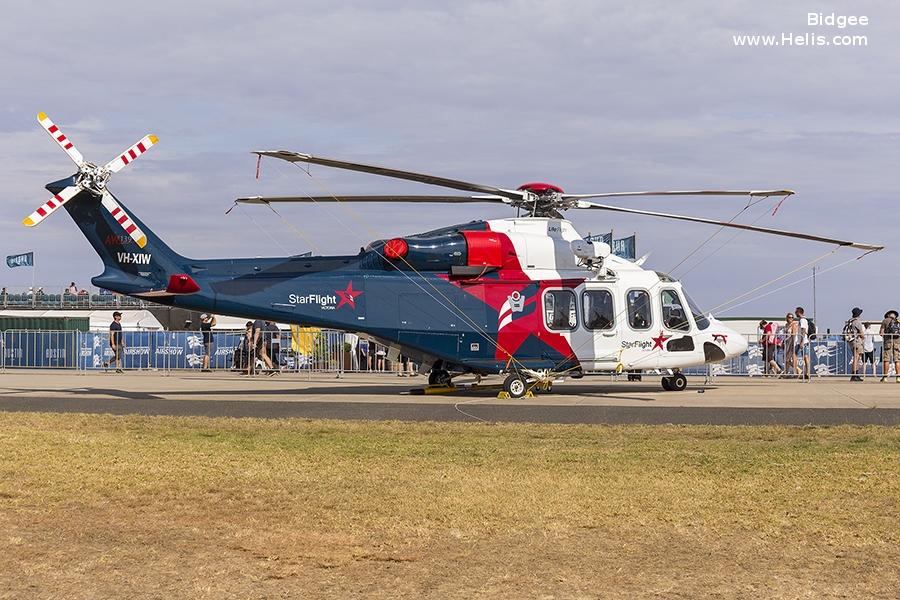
[582,290,614,330]
[685,292,710,330]
[661,289,691,331]
[544,290,577,331]
[626,289,652,330]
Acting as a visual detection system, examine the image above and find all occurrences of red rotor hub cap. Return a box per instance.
[517,182,565,194]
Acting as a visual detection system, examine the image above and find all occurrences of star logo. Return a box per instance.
[335,281,363,310]
[651,332,670,350]
[712,333,728,344]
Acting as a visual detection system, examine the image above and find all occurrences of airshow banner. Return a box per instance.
[6,252,33,268]
[612,235,636,260]
[584,233,636,260]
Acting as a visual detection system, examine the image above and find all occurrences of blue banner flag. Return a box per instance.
[611,235,636,260]
[6,252,33,268]
[585,231,613,245]
[583,234,636,260]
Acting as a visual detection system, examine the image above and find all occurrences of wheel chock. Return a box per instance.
[496,390,535,399]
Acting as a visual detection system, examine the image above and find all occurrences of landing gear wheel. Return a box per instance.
[670,373,687,391]
[428,369,452,386]
[503,373,528,399]
[661,377,673,391]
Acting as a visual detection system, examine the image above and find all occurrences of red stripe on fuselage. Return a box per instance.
[443,225,583,363]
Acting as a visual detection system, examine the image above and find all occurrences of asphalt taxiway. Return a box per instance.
[1,370,898,425]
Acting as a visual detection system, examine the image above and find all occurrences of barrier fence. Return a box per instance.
[0,330,897,378]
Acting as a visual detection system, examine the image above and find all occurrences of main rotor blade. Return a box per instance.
[101,192,147,248]
[37,112,84,166]
[577,200,883,252]
[236,194,509,204]
[104,134,159,174]
[22,185,81,227]
[563,190,794,200]
[253,150,525,200]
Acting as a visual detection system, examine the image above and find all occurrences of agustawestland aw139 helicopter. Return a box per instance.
[24,113,884,396]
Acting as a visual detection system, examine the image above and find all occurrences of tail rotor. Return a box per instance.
[23,112,158,248]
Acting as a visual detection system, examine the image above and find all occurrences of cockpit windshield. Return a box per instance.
[684,292,710,330]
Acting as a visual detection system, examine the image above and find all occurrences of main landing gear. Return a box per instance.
[503,373,528,398]
[428,369,453,386]
[502,369,558,398]
[661,372,688,392]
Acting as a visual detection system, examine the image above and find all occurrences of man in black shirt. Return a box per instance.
[252,318,273,371]
[200,313,217,372]
[105,311,124,373]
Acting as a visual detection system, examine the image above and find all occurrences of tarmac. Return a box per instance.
[1,369,899,425]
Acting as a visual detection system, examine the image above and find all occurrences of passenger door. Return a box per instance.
[577,284,621,369]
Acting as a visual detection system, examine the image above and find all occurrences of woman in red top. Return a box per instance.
[758,320,783,376]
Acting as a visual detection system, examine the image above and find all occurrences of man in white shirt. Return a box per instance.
[862,329,875,378]
[795,306,810,380]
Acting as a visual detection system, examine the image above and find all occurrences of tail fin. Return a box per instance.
[50,177,189,294]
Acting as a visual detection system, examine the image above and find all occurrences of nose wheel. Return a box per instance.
[661,373,687,392]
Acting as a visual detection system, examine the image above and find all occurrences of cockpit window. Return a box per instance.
[626,289,652,330]
[684,292,710,330]
[660,289,691,331]
[544,290,577,331]
[582,290,614,330]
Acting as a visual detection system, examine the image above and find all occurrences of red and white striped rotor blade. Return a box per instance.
[37,112,84,166]
[22,186,81,227]
[101,192,148,248]
[104,134,159,174]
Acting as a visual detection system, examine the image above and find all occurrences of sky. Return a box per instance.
[1,0,897,329]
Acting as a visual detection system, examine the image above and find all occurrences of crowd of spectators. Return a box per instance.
[759,306,900,382]
[0,283,140,308]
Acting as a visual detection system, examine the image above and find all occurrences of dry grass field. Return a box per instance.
[0,413,897,599]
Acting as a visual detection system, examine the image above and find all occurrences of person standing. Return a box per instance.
[880,309,900,383]
[252,318,273,371]
[783,313,798,377]
[200,313,217,372]
[758,320,782,376]
[105,311,124,373]
[795,307,810,380]
[265,320,281,374]
[846,307,866,382]
[235,321,254,373]
[862,332,876,379]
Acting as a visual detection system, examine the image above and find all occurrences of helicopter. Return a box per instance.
[23,113,884,396]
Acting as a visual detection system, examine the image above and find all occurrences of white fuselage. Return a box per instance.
[485,217,747,371]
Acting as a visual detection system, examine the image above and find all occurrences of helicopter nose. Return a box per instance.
[727,330,749,357]
[714,325,747,358]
